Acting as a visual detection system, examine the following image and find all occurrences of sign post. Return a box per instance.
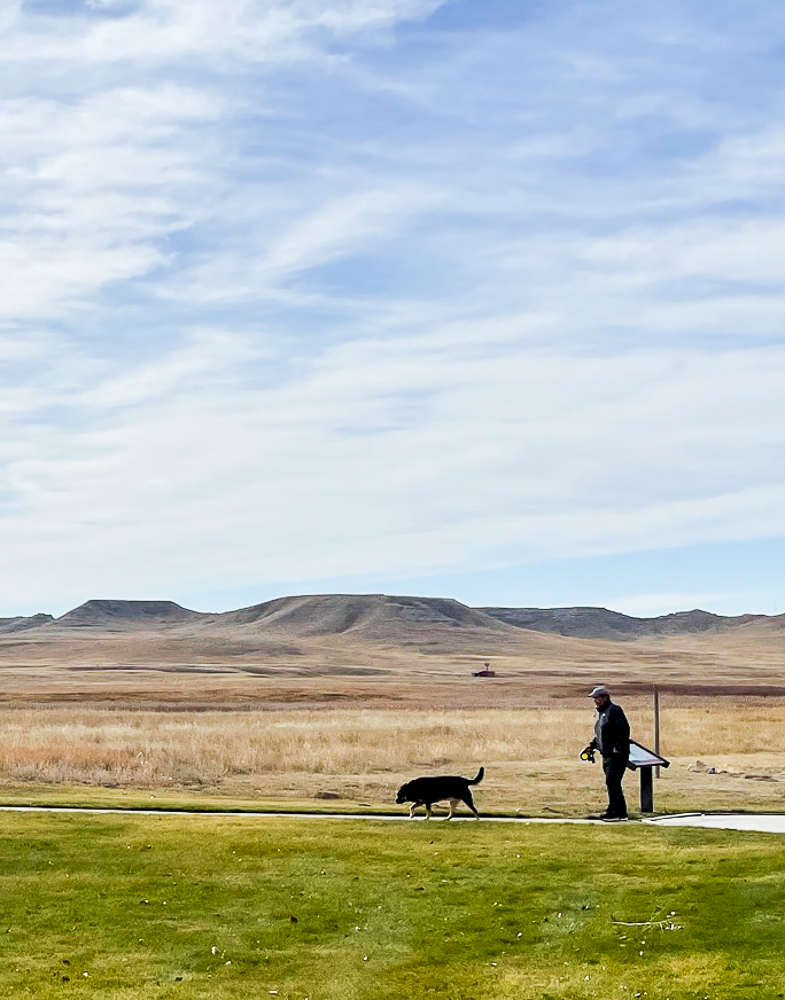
[654,685,661,778]
[627,739,670,814]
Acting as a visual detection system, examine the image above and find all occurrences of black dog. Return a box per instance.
[395,767,484,820]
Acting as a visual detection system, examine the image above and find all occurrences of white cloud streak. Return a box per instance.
[2,0,785,614]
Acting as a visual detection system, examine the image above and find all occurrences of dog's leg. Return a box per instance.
[424,804,433,820]
[408,802,420,818]
[445,798,460,820]
[462,791,480,820]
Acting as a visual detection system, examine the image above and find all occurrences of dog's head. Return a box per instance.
[395,781,412,804]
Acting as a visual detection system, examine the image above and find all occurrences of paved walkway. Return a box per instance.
[0,805,607,824]
[647,812,785,833]
[1,804,785,832]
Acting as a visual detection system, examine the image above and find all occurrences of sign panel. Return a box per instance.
[628,739,669,770]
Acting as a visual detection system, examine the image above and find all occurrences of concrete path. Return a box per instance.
[646,812,785,833]
[1,804,785,832]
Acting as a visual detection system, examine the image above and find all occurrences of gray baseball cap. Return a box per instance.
[589,685,609,698]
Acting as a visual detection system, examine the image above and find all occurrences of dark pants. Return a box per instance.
[602,754,629,817]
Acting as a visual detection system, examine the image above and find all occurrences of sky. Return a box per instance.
[2,0,785,618]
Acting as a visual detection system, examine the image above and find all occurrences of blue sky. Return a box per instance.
[2,0,785,617]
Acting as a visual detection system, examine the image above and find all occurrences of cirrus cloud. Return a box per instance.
[2,0,785,617]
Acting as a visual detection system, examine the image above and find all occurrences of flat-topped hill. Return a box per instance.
[55,600,202,628]
[213,593,516,640]
[480,606,764,640]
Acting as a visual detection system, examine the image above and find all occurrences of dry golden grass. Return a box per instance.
[4,609,785,816]
[2,697,785,816]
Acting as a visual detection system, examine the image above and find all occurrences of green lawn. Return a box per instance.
[1,812,784,998]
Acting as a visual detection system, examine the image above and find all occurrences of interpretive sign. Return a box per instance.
[627,739,670,813]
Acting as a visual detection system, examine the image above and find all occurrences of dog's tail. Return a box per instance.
[468,767,485,785]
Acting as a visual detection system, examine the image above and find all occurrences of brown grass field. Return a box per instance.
[1,696,784,818]
[1,613,785,817]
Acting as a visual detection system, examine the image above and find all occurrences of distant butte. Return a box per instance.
[54,599,202,628]
[1,594,784,699]
[478,605,765,640]
[0,594,778,641]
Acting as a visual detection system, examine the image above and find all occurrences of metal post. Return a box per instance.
[653,685,660,778]
[640,766,654,813]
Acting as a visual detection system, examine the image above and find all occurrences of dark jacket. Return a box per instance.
[591,701,630,759]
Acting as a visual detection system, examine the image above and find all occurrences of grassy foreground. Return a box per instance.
[1,814,785,998]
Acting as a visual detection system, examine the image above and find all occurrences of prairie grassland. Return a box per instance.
[2,698,785,815]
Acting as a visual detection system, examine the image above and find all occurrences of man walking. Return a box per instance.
[583,685,630,821]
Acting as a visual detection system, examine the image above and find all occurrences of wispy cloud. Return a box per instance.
[2,0,785,615]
